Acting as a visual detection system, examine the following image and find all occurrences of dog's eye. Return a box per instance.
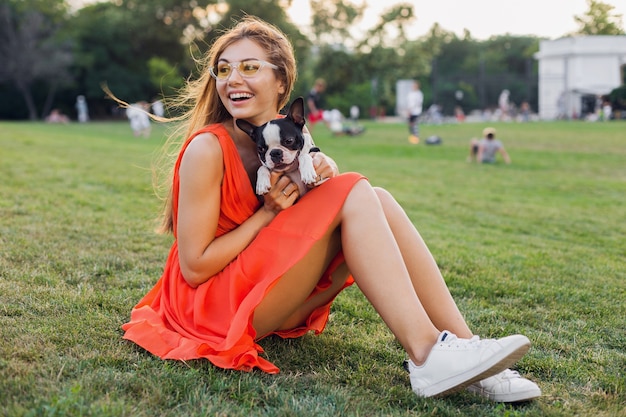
[258,143,267,153]
[284,137,295,146]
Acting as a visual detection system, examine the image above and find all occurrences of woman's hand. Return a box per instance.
[261,152,339,213]
[262,172,300,213]
[310,151,339,186]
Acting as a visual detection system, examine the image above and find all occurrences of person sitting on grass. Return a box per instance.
[324,108,365,136]
[120,16,539,402]
[469,127,511,164]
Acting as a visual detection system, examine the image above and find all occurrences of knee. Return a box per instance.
[343,179,380,213]
[373,186,392,200]
[352,179,377,197]
[374,186,396,208]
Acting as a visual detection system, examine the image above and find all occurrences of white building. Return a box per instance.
[534,36,626,120]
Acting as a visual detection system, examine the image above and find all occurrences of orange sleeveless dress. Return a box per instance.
[122,124,365,373]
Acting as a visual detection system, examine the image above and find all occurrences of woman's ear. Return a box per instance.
[278,82,286,95]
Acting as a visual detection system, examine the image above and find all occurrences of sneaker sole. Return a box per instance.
[420,337,530,398]
[466,385,542,402]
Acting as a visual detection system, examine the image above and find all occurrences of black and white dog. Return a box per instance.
[236,97,320,196]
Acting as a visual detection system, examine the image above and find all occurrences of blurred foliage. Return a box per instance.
[608,85,626,111]
[0,0,623,120]
[310,0,366,46]
[573,0,624,35]
[0,0,74,120]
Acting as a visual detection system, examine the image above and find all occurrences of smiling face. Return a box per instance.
[215,38,285,127]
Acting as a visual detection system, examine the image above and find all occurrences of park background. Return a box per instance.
[1,0,626,122]
[1,1,625,416]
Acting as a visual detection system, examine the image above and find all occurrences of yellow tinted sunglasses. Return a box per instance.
[209,59,278,81]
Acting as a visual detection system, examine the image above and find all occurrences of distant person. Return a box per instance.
[519,101,531,122]
[426,104,443,125]
[75,95,89,123]
[324,108,365,136]
[407,80,423,144]
[349,105,359,123]
[454,105,465,122]
[306,78,326,126]
[602,101,612,121]
[469,127,511,164]
[151,98,165,118]
[557,92,567,120]
[45,109,69,124]
[126,101,152,138]
[498,89,510,121]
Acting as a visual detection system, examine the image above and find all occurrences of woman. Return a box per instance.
[406,80,423,144]
[122,17,540,401]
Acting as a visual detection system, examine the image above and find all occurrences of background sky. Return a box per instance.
[287,0,626,40]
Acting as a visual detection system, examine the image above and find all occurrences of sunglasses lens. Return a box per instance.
[214,64,232,79]
[238,60,262,76]
[212,60,273,80]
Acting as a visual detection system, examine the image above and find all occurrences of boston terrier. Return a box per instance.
[236,97,320,196]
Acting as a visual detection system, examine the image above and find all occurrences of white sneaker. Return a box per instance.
[406,331,530,398]
[467,369,541,402]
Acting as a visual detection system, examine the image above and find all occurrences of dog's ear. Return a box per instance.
[287,97,305,127]
[235,119,257,140]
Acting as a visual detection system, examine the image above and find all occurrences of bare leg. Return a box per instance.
[253,227,345,337]
[270,189,471,341]
[253,180,532,399]
[277,262,351,331]
[339,181,440,363]
[374,187,472,338]
[254,179,440,364]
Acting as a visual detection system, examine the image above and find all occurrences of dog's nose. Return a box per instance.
[270,149,283,163]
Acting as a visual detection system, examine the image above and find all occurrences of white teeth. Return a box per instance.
[230,93,253,100]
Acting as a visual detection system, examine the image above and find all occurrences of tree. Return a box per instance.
[67,0,213,117]
[306,1,426,116]
[148,57,186,99]
[359,3,415,50]
[65,0,311,118]
[0,0,73,120]
[573,0,625,35]
[608,85,626,111]
[310,0,365,47]
[427,33,539,114]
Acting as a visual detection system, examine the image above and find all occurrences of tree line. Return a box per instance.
[0,0,623,121]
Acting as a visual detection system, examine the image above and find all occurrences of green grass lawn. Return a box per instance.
[0,119,624,416]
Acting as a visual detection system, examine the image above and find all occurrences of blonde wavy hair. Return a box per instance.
[156,16,297,234]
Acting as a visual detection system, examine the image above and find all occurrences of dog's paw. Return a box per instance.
[299,156,318,185]
[301,169,318,185]
[256,167,272,195]
[301,171,318,185]
[256,182,271,195]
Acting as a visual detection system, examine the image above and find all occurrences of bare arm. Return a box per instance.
[306,95,316,113]
[499,147,511,164]
[176,134,293,288]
